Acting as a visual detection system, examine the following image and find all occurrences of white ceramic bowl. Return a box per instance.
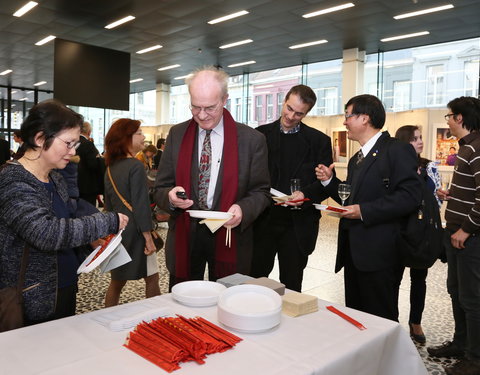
[172,280,226,307]
[217,284,282,333]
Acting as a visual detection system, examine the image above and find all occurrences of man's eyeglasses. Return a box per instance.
[344,113,359,120]
[190,103,221,115]
[56,136,81,150]
[444,113,455,121]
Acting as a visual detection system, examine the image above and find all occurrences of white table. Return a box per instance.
[0,294,427,375]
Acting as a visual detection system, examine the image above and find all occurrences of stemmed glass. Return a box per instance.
[440,173,451,191]
[338,183,351,206]
[290,179,301,210]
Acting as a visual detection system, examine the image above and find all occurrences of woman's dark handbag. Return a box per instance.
[107,167,164,252]
[0,246,29,332]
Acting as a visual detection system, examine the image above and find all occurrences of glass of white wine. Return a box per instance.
[290,179,301,210]
[338,183,351,206]
[441,173,451,191]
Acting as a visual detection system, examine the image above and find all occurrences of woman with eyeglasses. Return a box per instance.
[395,125,441,344]
[0,100,129,329]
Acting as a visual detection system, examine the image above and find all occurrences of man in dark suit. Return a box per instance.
[316,94,421,321]
[0,135,10,165]
[153,66,270,288]
[153,138,165,170]
[251,85,333,291]
[76,121,102,206]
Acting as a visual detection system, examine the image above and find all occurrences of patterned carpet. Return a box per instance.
[76,219,457,375]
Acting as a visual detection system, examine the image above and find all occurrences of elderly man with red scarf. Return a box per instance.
[154,66,270,288]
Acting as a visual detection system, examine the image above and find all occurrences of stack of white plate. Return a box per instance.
[171,280,226,307]
[217,284,282,333]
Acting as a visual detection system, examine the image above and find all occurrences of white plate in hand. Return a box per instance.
[77,229,124,274]
[187,210,233,220]
[172,280,226,307]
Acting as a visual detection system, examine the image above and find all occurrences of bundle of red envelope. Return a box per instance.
[124,315,242,372]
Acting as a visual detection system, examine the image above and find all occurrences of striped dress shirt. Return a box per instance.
[445,131,480,233]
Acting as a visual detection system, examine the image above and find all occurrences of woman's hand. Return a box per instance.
[117,213,129,230]
[143,232,156,255]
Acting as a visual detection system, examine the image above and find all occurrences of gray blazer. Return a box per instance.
[153,119,270,276]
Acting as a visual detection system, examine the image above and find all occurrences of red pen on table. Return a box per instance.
[274,198,310,206]
[326,305,366,330]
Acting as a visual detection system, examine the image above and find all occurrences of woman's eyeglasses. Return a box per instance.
[56,136,81,150]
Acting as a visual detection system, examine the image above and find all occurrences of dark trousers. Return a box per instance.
[343,245,403,321]
[79,193,97,207]
[169,222,216,290]
[251,208,308,292]
[445,229,480,360]
[409,267,428,324]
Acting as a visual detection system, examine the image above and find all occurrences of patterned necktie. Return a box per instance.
[356,149,364,165]
[198,129,212,210]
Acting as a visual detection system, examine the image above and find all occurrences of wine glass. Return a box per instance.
[290,179,301,210]
[338,183,351,206]
[440,173,451,191]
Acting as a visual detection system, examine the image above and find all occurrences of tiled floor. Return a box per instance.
[77,215,456,374]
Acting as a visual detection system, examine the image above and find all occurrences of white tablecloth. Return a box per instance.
[0,294,427,375]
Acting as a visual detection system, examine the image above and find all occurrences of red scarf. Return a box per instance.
[174,108,239,281]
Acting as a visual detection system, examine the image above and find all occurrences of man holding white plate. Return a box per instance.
[154,66,270,288]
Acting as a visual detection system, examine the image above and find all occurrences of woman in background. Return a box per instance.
[395,125,441,343]
[103,119,160,306]
[0,100,128,326]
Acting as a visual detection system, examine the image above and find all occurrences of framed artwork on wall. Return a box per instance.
[331,127,349,165]
[431,123,458,167]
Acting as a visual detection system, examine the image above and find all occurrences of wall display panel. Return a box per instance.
[54,39,130,111]
[331,127,349,165]
[431,123,458,167]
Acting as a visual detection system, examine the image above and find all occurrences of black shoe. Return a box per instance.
[445,359,480,375]
[409,323,426,344]
[427,341,464,358]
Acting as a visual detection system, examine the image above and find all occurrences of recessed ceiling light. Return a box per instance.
[35,35,56,46]
[11,90,17,94]
[394,4,454,20]
[289,40,328,49]
[158,64,181,71]
[13,1,38,17]
[219,39,253,49]
[303,3,355,18]
[105,15,135,29]
[136,45,162,54]
[0,69,13,75]
[208,10,249,25]
[33,81,46,86]
[174,74,193,80]
[129,78,143,83]
[381,31,430,42]
[227,60,256,68]
[19,97,28,101]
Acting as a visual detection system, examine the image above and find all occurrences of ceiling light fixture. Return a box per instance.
[174,74,193,80]
[136,45,162,54]
[13,1,38,17]
[129,78,143,83]
[105,15,135,29]
[33,81,46,86]
[208,10,249,24]
[219,39,253,49]
[303,3,355,18]
[394,4,454,19]
[158,64,181,71]
[227,60,256,68]
[381,31,430,42]
[35,35,56,46]
[289,40,328,49]
[0,69,13,75]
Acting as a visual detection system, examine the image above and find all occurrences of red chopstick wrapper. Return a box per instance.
[326,305,366,330]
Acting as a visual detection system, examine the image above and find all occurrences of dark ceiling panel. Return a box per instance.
[0,0,478,94]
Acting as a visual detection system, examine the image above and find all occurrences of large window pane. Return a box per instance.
[305,59,342,115]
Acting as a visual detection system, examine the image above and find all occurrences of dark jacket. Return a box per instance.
[77,136,102,196]
[0,161,119,321]
[255,120,333,255]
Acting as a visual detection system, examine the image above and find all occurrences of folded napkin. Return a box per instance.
[282,291,318,317]
[199,218,229,233]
